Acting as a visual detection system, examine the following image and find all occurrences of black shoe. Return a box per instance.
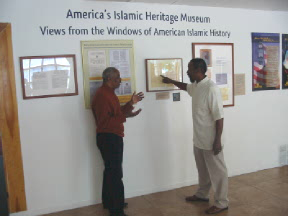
[110,214,128,216]
[104,202,128,209]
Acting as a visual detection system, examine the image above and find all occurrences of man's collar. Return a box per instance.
[195,76,209,86]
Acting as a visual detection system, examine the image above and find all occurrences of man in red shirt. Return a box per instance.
[91,67,144,216]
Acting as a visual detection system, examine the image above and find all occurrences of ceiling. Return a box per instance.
[87,0,288,12]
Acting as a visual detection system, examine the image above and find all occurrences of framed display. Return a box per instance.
[81,40,136,108]
[252,33,280,91]
[19,55,78,99]
[146,58,183,92]
[282,34,288,89]
[173,92,180,101]
[192,43,234,107]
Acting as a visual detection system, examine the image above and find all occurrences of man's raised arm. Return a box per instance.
[160,75,187,91]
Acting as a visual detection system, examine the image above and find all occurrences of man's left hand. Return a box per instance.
[213,139,222,155]
[130,92,144,105]
[126,107,142,118]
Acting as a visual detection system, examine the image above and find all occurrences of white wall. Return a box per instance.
[1,0,288,215]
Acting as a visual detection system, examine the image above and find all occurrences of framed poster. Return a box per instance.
[192,43,234,107]
[81,40,136,108]
[282,34,288,89]
[146,58,183,92]
[252,33,280,91]
[19,55,78,99]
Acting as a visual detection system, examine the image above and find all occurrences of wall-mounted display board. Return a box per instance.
[19,55,78,99]
[81,40,136,108]
[282,34,288,89]
[192,43,234,107]
[252,33,280,91]
[145,58,183,92]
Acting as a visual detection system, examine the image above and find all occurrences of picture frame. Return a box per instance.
[81,40,136,108]
[192,43,234,107]
[200,49,212,67]
[173,92,180,101]
[252,33,280,91]
[145,58,183,92]
[20,54,78,99]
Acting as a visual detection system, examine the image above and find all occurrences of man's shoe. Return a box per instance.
[110,214,128,216]
[205,206,228,214]
[185,195,209,202]
[104,202,128,209]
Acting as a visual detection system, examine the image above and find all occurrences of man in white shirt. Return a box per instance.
[161,58,229,214]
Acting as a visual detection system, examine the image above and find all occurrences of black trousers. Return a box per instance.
[97,133,125,214]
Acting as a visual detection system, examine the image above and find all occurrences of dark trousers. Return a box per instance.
[97,133,125,214]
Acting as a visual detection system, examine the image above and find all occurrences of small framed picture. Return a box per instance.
[173,92,180,101]
[200,49,212,67]
[19,54,78,99]
[145,58,183,92]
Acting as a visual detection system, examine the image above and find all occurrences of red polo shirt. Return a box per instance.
[91,85,132,137]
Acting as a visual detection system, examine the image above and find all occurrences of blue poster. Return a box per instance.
[282,34,288,89]
[252,33,280,91]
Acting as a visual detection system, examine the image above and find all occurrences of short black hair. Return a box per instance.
[189,58,207,74]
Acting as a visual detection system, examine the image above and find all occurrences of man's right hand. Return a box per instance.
[160,75,174,84]
[160,75,187,91]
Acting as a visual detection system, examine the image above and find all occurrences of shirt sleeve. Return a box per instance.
[208,86,224,121]
[121,102,133,115]
[186,83,194,97]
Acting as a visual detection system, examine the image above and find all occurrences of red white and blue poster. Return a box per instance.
[252,33,280,91]
[282,34,288,89]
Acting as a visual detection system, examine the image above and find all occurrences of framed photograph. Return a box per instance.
[200,49,212,67]
[192,43,234,107]
[20,55,78,99]
[146,58,183,92]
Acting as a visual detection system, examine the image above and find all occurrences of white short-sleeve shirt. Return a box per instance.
[186,77,224,150]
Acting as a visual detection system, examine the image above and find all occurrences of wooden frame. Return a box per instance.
[1,23,27,212]
[192,43,234,107]
[145,58,183,92]
[19,54,78,99]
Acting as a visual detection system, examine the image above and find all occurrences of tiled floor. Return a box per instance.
[43,166,288,216]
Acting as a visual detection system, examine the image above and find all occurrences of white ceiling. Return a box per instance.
[87,0,288,12]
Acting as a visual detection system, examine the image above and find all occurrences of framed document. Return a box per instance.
[146,58,183,92]
[19,55,78,99]
[81,40,136,108]
[192,43,234,107]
